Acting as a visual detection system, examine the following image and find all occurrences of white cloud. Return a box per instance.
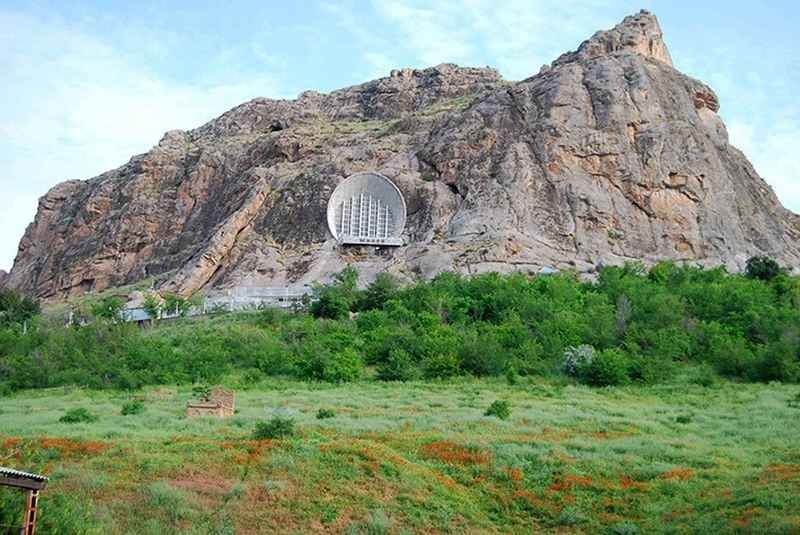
[0,10,286,271]
[369,0,629,79]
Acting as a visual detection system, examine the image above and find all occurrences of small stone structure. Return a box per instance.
[186,387,235,418]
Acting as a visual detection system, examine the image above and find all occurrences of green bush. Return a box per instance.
[0,288,40,327]
[1,259,798,392]
[376,348,418,381]
[121,400,145,416]
[485,400,511,420]
[253,416,295,439]
[422,354,461,379]
[745,256,783,281]
[316,408,336,419]
[580,349,630,387]
[59,407,98,423]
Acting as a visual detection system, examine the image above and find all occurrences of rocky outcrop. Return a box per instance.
[8,10,800,300]
[0,270,7,288]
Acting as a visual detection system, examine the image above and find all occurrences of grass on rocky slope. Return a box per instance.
[1,378,800,534]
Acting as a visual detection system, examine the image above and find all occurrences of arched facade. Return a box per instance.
[326,172,406,246]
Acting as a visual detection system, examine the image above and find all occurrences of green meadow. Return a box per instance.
[2,378,800,534]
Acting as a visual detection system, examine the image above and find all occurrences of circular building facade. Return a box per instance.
[326,172,406,246]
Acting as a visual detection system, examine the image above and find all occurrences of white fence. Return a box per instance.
[120,286,314,323]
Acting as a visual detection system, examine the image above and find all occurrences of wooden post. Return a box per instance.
[22,489,40,535]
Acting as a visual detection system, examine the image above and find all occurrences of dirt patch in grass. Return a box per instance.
[419,440,491,466]
[169,475,235,497]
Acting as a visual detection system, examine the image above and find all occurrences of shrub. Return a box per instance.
[323,348,363,383]
[316,408,336,419]
[562,345,595,377]
[580,349,630,386]
[505,365,519,385]
[422,354,461,379]
[89,296,125,322]
[376,348,418,381]
[745,256,782,281]
[359,273,400,311]
[0,288,40,327]
[142,292,163,320]
[163,293,192,317]
[253,416,295,439]
[485,400,511,420]
[121,400,145,416]
[675,414,692,424]
[689,363,717,387]
[59,407,98,423]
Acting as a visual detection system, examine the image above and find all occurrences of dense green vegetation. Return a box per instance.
[0,259,798,394]
[1,379,799,533]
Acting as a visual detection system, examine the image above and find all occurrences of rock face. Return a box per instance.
[0,270,7,288]
[8,11,800,300]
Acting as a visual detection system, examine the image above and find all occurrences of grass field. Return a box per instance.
[2,378,800,534]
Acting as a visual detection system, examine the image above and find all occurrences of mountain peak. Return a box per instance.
[568,10,673,66]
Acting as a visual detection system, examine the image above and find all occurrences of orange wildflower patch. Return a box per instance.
[760,464,800,483]
[619,475,648,491]
[599,512,625,524]
[507,467,523,482]
[549,474,593,492]
[588,430,633,440]
[223,439,275,465]
[1,437,21,449]
[513,488,560,515]
[659,468,695,481]
[39,437,108,457]
[419,441,491,466]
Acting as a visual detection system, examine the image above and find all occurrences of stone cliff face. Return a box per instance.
[8,11,800,300]
[0,270,7,288]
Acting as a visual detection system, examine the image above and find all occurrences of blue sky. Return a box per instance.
[1,1,798,271]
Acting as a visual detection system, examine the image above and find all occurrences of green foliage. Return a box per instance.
[163,293,192,317]
[89,295,124,322]
[745,255,783,281]
[422,353,461,379]
[376,348,418,381]
[358,273,400,311]
[142,292,162,319]
[253,416,295,439]
[1,259,799,393]
[579,348,630,387]
[316,408,336,419]
[121,399,145,415]
[59,407,98,423]
[0,288,39,327]
[485,400,511,420]
[311,266,359,319]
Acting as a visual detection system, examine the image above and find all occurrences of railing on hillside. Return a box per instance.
[119,286,313,323]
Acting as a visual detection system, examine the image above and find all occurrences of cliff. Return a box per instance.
[8,11,799,300]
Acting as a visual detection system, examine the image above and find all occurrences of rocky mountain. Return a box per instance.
[0,270,7,288]
[8,11,800,300]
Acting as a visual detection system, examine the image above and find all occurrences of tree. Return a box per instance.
[89,296,125,322]
[0,288,40,327]
[311,266,360,319]
[359,273,400,311]
[163,293,192,317]
[745,256,782,281]
[142,292,163,320]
